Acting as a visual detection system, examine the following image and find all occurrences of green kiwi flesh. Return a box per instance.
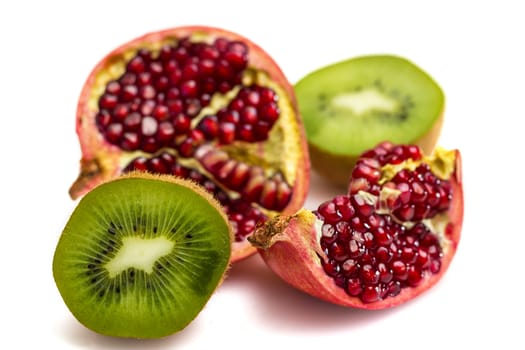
[295,54,444,185]
[52,173,232,338]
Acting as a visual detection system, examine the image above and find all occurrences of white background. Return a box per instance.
[1,1,523,349]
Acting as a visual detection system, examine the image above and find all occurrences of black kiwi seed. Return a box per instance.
[53,173,232,339]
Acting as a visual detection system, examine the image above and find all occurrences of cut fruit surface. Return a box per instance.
[53,173,232,338]
[69,26,310,262]
[295,55,444,186]
[250,142,462,310]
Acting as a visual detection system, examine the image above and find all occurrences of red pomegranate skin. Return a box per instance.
[69,26,310,262]
[250,146,462,309]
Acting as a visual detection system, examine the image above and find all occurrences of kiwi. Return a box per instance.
[52,172,232,339]
[295,54,445,186]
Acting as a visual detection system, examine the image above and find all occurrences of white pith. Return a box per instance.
[331,88,398,116]
[105,236,175,277]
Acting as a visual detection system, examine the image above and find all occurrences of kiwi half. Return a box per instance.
[295,54,445,186]
[52,172,232,339]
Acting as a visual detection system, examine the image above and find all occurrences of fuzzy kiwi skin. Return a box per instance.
[52,172,233,339]
[295,54,445,187]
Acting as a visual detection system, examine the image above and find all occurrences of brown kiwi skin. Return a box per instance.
[310,112,445,187]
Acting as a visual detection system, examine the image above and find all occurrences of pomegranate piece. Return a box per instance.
[249,142,463,309]
[69,26,310,262]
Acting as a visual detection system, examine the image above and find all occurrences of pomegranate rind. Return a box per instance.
[69,25,310,263]
[251,149,462,309]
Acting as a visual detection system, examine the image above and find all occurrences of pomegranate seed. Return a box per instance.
[154,76,169,91]
[407,266,424,287]
[126,157,148,172]
[96,111,111,129]
[139,100,155,116]
[275,179,292,211]
[317,201,341,224]
[127,56,146,73]
[106,123,123,143]
[237,124,254,142]
[123,112,141,131]
[121,85,138,101]
[121,132,140,151]
[227,163,250,190]
[360,264,380,285]
[216,59,233,79]
[141,116,158,136]
[173,114,191,135]
[213,38,229,52]
[322,259,340,277]
[197,115,219,139]
[180,80,198,98]
[152,104,169,121]
[106,81,121,95]
[240,106,258,124]
[137,72,153,85]
[157,121,175,142]
[361,285,381,303]
[378,263,393,283]
[119,72,136,86]
[259,102,280,123]
[198,59,215,75]
[345,278,363,296]
[99,94,118,110]
[185,98,201,117]
[167,99,183,115]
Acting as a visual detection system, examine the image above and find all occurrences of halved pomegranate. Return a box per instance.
[69,26,309,262]
[249,142,463,309]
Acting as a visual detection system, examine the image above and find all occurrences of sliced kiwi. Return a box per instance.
[295,54,444,186]
[52,172,232,339]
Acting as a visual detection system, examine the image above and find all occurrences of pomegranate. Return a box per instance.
[69,26,309,262]
[249,142,463,309]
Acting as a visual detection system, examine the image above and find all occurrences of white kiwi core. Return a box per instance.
[105,236,175,277]
[331,88,398,116]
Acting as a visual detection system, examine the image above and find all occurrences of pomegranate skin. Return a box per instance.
[69,25,310,263]
[250,149,463,309]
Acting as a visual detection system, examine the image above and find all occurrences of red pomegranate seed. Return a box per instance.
[123,112,141,131]
[259,102,280,123]
[106,123,123,143]
[360,264,380,285]
[197,115,219,139]
[99,94,118,110]
[106,81,121,95]
[152,104,169,121]
[180,80,198,98]
[113,104,130,121]
[172,114,191,135]
[167,99,183,115]
[121,132,140,151]
[240,106,258,124]
[361,285,381,303]
[157,121,175,142]
[121,85,138,101]
[96,111,111,129]
[127,56,146,73]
